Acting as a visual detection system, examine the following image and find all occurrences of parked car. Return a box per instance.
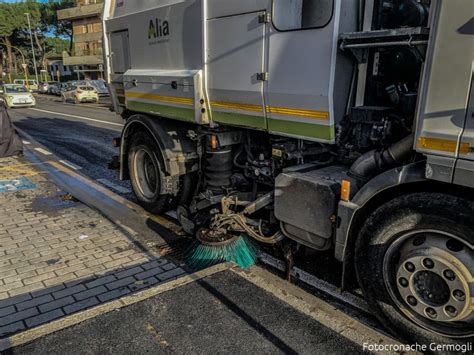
[13,79,38,91]
[50,82,67,96]
[77,79,110,97]
[61,85,99,104]
[0,84,36,108]
[38,81,59,94]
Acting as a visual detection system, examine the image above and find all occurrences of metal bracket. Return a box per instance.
[161,175,180,195]
[256,72,269,81]
[258,13,271,24]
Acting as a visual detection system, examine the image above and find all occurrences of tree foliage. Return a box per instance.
[0,0,74,75]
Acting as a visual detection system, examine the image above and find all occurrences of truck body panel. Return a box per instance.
[104,0,357,143]
[415,0,474,185]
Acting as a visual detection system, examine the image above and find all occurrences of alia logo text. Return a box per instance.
[148,18,170,39]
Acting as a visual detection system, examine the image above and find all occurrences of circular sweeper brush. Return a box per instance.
[185,228,260,271]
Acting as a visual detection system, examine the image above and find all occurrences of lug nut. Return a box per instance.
[405,262,415,272]
[445,305,458,317]
[453,290,466,302]
[426,307,437,319]
[443,270,456,281]
[423,258,434,269]
[407,296,417,306]
[398,277,409,288]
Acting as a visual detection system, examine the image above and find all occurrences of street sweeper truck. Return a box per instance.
[102,0,473,345]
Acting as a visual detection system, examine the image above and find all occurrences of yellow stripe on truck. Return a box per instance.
[210,100,330,120]
[268,107,329,120]
[211,100,262,113]
[125,92,194,106]
[125,94,330,121]
[417,137,471,155]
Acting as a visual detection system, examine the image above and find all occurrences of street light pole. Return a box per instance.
[25,13,39,85]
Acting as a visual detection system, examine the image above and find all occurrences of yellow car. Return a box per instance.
[62,85,99,104]
[0,84,36,108]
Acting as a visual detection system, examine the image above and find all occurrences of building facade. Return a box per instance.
[46,58,73,81]
[57,0,104,80]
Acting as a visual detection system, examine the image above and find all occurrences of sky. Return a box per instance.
[1,0,51,3]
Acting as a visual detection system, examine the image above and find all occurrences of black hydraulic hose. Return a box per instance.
[349,133,415,184]
[383,133,415,165]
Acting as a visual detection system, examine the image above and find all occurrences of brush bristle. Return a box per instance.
[185,235,259,270]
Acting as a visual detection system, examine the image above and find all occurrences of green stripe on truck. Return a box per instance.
[127,100,195,122]
[268,118,334,141]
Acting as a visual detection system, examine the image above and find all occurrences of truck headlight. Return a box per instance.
[6,95,13,103]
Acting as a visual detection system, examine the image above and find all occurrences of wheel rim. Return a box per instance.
[132,148,160,199]
[383,230,474,337]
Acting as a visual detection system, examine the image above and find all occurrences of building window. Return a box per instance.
[273,0,334,31]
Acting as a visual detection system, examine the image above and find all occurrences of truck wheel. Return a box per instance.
[355,193,473,345]
[128,131,172,214]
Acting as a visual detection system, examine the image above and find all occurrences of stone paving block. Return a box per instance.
[74,286,107,301]
[31,284,65,298]
[105,276,135,291]
[97,288,130,303]
[115,266,144,280]
[0,305,16,318]
[54,264,86,276]
[142,259,169,270]
[74,265,106,278]
[0,307,39,327]
[103,257,132,269]
[25,309,64,328]
[52,284,86,300]
[43,273,77,287]
[161,263,176,271]
[23,272,56,285]
[16,295,54,311]
[39,296,75,313]
[85,275,116,289]
[135,267,164,281]
[157,268,186,281]
[0,294,32,309]
[0,321,25,337]
[63,297,99,314]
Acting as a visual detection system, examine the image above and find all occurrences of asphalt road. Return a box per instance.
[9,271,364,355]
[8,96,134,200]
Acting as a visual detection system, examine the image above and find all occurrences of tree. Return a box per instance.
[0,1,73,76]
[40,0,74,52]
[0,1,40,75]
[0,3,20,75]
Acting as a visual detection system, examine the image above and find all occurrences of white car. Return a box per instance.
[0,84,36,108]
[13,79,39,91]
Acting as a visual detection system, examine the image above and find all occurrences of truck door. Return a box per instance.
[454,78,474,187]
[266,0,337,143]
[207,11,267,129]
[109,30,130,107]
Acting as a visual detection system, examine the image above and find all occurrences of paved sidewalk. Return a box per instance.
[0,155,185,338]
